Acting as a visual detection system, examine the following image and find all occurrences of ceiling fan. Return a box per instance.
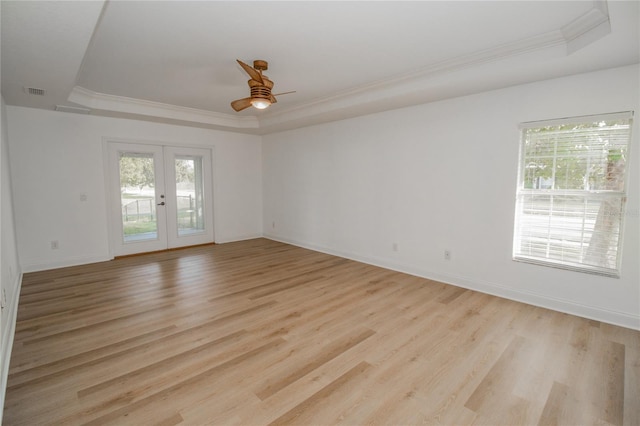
[230,59,295,112]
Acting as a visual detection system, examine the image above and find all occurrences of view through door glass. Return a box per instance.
[119,152,159,242]
[175,155,205,236]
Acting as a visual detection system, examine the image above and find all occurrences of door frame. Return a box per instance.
[103,138,216,258]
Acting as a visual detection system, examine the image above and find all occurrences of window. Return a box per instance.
[513,112,633,277]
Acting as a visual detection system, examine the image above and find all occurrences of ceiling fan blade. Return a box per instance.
[262,76,274,90]
[236,59,263,84]
[271,90,296,104]
[230,97,253,112]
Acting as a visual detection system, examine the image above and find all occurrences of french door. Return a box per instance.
[107,142,214,256]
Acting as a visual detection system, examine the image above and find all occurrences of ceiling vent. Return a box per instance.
[24,87,46,96]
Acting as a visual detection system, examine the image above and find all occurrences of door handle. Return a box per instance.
[157,201,165,206]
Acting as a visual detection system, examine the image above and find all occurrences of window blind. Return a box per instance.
[513,112,633,277]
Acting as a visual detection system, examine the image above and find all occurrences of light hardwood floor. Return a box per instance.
[3,238,639,425]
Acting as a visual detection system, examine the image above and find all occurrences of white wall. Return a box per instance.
[7,107,262,271]
[263,64,640,329]
[1,95,21,423]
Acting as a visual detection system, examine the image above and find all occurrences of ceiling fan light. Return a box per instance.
[251,99,271,109]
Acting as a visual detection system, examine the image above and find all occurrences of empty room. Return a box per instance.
[1,1,639,425]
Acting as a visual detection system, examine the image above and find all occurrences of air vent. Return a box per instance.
[24,87,46,96]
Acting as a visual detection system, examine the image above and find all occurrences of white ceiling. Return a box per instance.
[2,1,638,134]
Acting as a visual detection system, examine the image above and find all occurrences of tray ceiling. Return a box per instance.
[2,1,638,134]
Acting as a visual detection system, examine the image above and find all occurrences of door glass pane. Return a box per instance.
[175,156,205,236]
[119,152,158,242]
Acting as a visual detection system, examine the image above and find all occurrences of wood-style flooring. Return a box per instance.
[3,238,639,425]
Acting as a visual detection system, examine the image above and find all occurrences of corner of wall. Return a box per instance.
[0,93,23,426]
[0,273,22,423]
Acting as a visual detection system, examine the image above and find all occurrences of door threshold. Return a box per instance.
[114,242,216,259]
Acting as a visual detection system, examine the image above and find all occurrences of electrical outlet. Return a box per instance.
[444,250,451,261]
[51,240,59,250]
[272,221,276,229]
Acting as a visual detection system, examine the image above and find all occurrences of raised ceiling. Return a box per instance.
[2,1,638,134]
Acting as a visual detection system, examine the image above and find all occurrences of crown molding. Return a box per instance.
[68,86,259,130]
[259,30,567,129]
[259,1,612,132]
[562,1,611,54]
[68,1,611,134]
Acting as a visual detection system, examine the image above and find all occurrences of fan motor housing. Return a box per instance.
[253,60,268,71]
[251,85,271,100]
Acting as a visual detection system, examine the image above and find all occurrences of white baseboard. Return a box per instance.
[214,233,264,244]
[20,254,112,273]
[264,234,640,331]
[19,237,268,271]
[1,272,23,425]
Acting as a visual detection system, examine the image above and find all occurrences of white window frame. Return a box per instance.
[513,111,633,277]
